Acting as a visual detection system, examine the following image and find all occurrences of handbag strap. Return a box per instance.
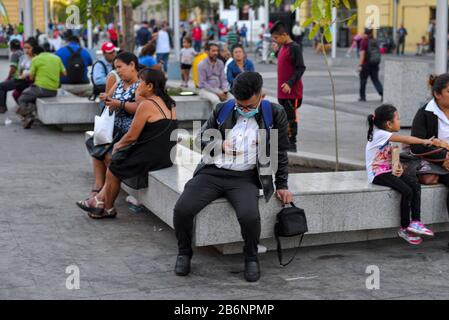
[275,231,304,267]
[276,201,305,267]
[412,147,446,163]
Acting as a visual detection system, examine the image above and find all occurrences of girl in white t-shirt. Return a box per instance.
[366,104,436,245]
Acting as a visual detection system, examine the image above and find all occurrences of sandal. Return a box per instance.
[88,207,117,219]
[90,188,102,198]
[76,196,104,215]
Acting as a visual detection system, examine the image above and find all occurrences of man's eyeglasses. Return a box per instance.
[235,96,262,111]
[235,103,258,111]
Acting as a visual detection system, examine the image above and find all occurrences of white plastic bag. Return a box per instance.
[93,107,115,146]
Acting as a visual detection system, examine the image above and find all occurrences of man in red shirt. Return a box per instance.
[192,22,202,52]
[271,21,306,152]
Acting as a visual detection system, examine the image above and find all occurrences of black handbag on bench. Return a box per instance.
[274,202,308,267]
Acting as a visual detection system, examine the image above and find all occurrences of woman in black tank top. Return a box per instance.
[77,69,178,219]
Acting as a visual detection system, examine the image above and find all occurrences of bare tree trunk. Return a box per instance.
[122,4,134,52]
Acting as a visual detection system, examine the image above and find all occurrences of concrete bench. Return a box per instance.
[173,96,211,128]
[36,90,99,132]
[37,95,210,132]
[121,145,449,254]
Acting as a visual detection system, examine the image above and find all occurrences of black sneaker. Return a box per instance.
[358,97,367,102]
[175,255,191,276]
[244,260,260,282]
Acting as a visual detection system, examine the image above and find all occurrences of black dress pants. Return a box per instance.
[173,166,261,262]
[359,64,383,100]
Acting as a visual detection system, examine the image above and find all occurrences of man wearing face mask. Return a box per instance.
[173,72,292,282]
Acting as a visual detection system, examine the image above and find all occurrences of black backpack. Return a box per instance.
[66,46,85,84]
[89,60,108,101]
[367,38,381,65]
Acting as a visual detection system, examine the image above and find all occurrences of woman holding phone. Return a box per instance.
[84,52,141,201]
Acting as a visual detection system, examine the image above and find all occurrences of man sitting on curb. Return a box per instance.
[173,71,292,282]
[17,46,66,129]
[197,42,230,107]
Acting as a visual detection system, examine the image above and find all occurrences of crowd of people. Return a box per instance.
[4,17,449,285]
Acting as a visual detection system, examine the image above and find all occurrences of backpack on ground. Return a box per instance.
[66,46,85,84]
[217,99,273,133]
[367,38,381,65]
[89,60,108,101]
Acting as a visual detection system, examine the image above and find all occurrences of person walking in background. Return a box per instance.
[135,21,152,56]
[227,26,239,48]
[292,21,304,46]
[366,104,435,245]
[108,23,119,47]
[192,22,202,53]
[358,28,383,102]
[346,33,363,58]
[239,24,248,47]
[271,21,306,152]
[155,24,171,73]
[180,37,197,88]
[261,24,273,64]
[218,21,228,43]
[428,20,435,53]
[396,24,408,55]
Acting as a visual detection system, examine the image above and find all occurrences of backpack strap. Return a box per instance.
[67,45,74,55]
[260,99,273,132]
[216,99,236,126]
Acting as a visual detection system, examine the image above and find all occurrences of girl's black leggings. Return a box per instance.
[373,173,421,228]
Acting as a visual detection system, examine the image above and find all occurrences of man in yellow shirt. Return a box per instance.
[17,46,66,129]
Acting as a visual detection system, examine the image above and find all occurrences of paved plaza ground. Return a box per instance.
[1,48,449,299]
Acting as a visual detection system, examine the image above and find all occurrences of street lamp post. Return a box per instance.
[331,6,337,59]
[174,0,180,62]
[435,0,448,74]
[87,0,93,49]
[24,0,33,39]
[264,0,269,27]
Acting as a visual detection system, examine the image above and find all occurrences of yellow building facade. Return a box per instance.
[357,0,439,52]
[297,0,442,53]
[0,0,46,31]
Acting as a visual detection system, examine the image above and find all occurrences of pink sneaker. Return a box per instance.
[398,228,423,245]
[407,221,434,237]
